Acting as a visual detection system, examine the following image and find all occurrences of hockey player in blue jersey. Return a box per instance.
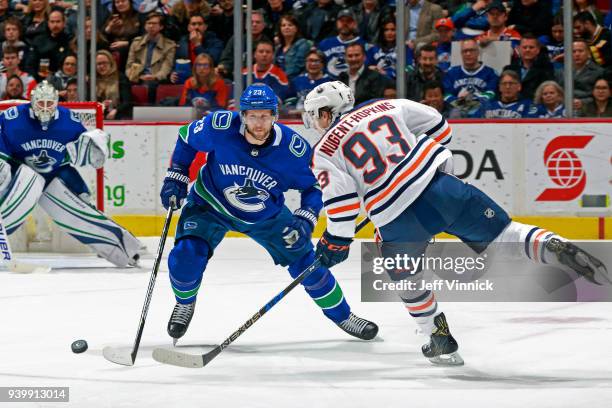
[159,83,378,344]
[0,81,142,267]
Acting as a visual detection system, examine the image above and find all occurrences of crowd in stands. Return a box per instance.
[2,0,612,118]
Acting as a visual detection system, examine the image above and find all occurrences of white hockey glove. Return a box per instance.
[66,129,109,169]
[0,158,11,193]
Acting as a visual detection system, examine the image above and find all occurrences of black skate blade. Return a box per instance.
[102,346,135,366]
[428,351,464,366]
[152,348,204,368]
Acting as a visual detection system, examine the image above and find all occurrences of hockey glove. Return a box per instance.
[161,165,190,210]
[316,230,353,268]
[282,207,318,251]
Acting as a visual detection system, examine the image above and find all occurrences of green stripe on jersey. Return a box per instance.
[313,281,345,309]
[178,125,189,143]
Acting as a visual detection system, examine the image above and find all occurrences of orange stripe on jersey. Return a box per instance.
[365,141,437,212]
[532,229,548,263]
[434,126,451,143]
[406,293,435,311]
[327,202,360,215]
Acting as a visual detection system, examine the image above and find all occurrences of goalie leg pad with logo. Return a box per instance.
[38,178,142,267]
[0,164,45,234]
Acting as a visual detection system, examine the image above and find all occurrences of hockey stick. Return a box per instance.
[103,201,175,366]
[152,217,371,368]
[0,216,51,274]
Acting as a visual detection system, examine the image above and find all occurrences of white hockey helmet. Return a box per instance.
[303,81,354,134]
[30,81,59,129]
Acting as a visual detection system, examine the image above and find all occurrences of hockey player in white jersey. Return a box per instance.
[0,81,142,267]
[303,81,609,366]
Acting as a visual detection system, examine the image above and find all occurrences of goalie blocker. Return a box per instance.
[0,164,142,267]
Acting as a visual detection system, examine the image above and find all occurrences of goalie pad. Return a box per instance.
[0,159,11,193]
[66,129,109,169]
[0,164,45,234]
[38,177,143,267]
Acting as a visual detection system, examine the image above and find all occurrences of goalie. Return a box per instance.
[0,81,142,267]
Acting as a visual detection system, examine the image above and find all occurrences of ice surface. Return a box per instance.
[1,238,611,408]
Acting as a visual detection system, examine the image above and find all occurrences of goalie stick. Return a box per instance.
[0,215,51,274]
[103,200,175,366]
[152,218,371,368]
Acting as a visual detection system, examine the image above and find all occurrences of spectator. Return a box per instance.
[319,8,371,78]
[503,34,553,100]
[2,75,24,100]
[574,0,604,26]
[422,80,454,117]
[452,0,491,36]
[573,11,612,68]
[0,0,10,43]
[165,0,211,42]
[67,0,109,37]
[179,53,228,116]
[479,70,533,118]
[96,49,131,119]
[370,17,413,79]
[126,12,176,90]
[406,44,443,102]
[433,17,453,72]
[22,0,50,44]
[263,0,292,34]
[383,84,397,99]
[218,9,271,79]
[64,78,79,102]
[476,2,521,49]
[0,46,36,99]
[532,80,566,118]
[443,39,498,116]
[242,39,291,101]
[290,49,331,109]
[0,17,29,66]
[507,0,552,37]
[98,0,143,71]
[405,0,443,49]
[295,0,339,44]
[26,9,73,80]
[353,0,390,44]
[275,14,313,80]
[175,14,223,65]
[559,39,604,110]
[207,0,234,43]
[580,77,612,117]
[539,15,565,71]
[48,54,77,100]
[338,42,389,105]
[69,16,94,70]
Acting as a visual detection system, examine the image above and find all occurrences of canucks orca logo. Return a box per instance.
[24,150,57,173]
[223,178,270,212]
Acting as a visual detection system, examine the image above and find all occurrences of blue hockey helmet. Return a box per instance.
[239,83,278,116]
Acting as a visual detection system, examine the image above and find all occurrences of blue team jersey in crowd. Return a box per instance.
[530,103,566,118]
[436,42,451,73]
[290,73,332,109]
[171,111,322,224]
[368,45,413,79]
[318,35,374,77]
[443,64,499,103]
[0,104,86,174]
[476,99,536,119]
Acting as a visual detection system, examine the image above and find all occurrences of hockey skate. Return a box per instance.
[422,313,464,366]
[337,313,379,340]
[545,238,610,285]
[167,300,196,346]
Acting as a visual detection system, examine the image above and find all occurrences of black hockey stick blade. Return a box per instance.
[152,218,371,368]
[102,346,135,366]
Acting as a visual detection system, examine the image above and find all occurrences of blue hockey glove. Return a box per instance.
[282,208,318,251]
[315,230,353,268]
[160,165,190,210]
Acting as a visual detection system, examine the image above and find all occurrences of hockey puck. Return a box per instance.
[71,340,88,354]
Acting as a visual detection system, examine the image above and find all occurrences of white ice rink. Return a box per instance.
[1,238,611,408]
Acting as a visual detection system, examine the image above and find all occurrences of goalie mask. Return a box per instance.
[30,81,59,130]
[303,81,354,134]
